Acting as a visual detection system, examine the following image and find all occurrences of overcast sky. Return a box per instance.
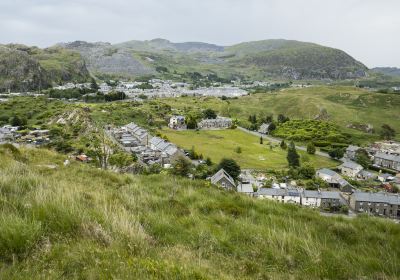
[1,0,399,67]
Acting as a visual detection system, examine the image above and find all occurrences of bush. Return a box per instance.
[306,142,316,155]
[313,141,331,147]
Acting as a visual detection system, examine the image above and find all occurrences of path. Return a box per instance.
[237,126,331,159]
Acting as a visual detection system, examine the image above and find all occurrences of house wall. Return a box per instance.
[302,197,321,207]
[320,198,342,209]
[374,157,400,171]
[284,196,301,204]
[258,194,284,203]
[354,201,399,218]
[216,177,235,190]
[341,167,360,178]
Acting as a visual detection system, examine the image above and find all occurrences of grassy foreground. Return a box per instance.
[161,128,337,170]
[0,145,399,279]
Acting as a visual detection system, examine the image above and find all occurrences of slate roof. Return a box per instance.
[211,169,235,187]
[256,188,300,197]
[346,145,360,152]
[317,168,338,177]
[374,152,400,163]
[352,192,400,205]
[237,183,254,193]
[340,161,363,170]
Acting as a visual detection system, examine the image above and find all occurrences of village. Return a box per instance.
[2,106,400,220]
[99,111,400,220]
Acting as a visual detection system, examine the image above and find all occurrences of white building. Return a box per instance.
[256,188,302,205]
[339,161,364,178]
[169,116,186,130]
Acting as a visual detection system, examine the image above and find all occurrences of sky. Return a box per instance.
[1,0,399,68]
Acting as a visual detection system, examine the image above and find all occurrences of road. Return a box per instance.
[237,126,331,158]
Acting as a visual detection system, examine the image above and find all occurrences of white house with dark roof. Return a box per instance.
[169,116,187,130]
[339,161,364,178]
[256,188,302,205]
[316,168,350,188]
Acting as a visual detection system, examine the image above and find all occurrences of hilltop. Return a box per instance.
[0,145,399,279]
[0,44,90,92]
[371,67,400,77]
[61,38,368,81]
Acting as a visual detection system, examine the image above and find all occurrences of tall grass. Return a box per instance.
[0,146,399,279]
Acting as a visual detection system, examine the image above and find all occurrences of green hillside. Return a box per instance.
[0,145,399,279]
[62,39,368,81]
[161,86,400,143]
[0,44,90,92]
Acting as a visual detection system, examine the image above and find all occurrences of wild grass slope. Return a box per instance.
[0,145,399,279]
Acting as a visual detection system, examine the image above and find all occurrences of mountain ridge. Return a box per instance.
[61,38,369,81]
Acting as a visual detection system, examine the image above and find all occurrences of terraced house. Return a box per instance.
[373,152,400,171]
[197,117,232,130]
[350,192,400,218]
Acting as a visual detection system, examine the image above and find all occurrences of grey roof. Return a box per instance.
[257,188,286,196]
[237,183,254,193]
[340,161,363,170]
[211,169,235,187]
[352,192,400,205]
[317,168,338,177]
[374,152,400,163]
[303,190,320,198]
[346,145,360,152]
[257,188,300,197]
[320,191,342,200]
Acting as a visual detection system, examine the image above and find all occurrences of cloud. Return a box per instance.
[0,0,399,67]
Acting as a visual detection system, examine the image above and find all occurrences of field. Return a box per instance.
[160,86,400,143]
[0,145,399,279]
[160,128,337,170]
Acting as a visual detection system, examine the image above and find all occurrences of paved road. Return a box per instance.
[237,126,331,158]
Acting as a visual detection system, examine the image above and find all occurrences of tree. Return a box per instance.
[235,146,242,154]
[306,142,316,155]
[186,116,197,129]
[260,136,263,144]
[86,128,115,170]
[328,148,344,159]
[298,164,315,179]
[205,157,213,166]
[268,122,276,132]
[109,152,134,168]
[171,156,192,177]
[280,140,287,150]
[217,158,241,180]
[355,149,371,169]
[265,114,273,123]
[90,78,99,91]
[278,114,289,123]
[287,141,300,168]
[9,116,24,127]
[380,124,396,140]
[203,108,217,119]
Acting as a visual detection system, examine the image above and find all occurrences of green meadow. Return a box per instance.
[161,128,337,170]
